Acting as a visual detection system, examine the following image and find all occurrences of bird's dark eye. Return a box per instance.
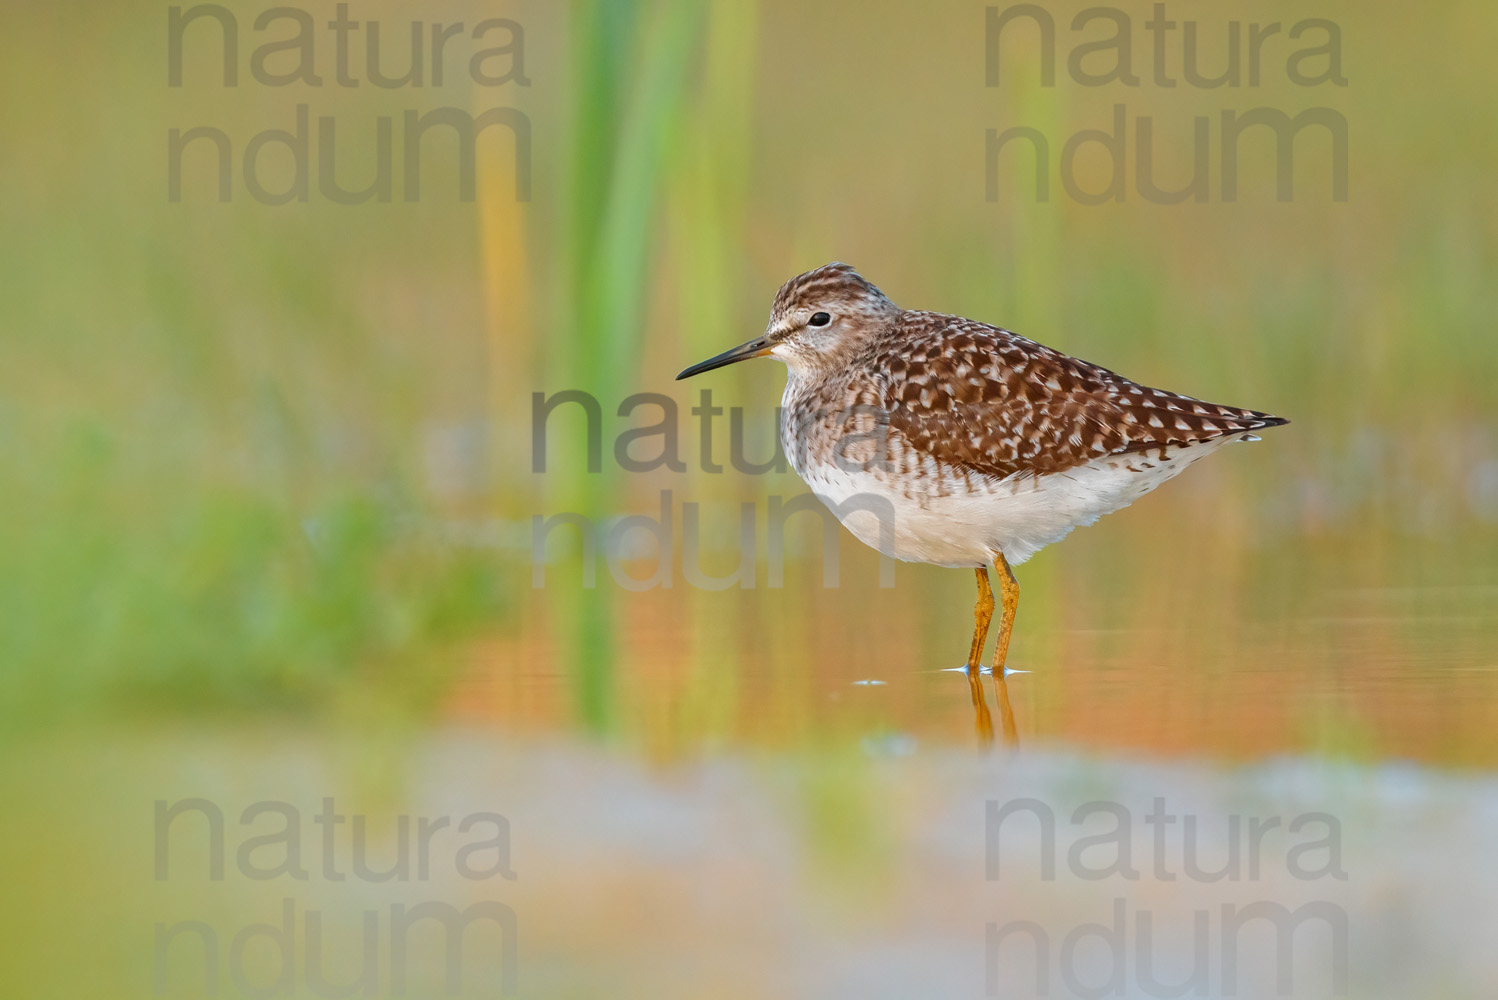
[808,312,831,327]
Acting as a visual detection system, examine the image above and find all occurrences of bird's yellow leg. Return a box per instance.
[990,552,1021,673]
[967,566,995,670]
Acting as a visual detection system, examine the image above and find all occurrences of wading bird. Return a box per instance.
[677,263,1286,676]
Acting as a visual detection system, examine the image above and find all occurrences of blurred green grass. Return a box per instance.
[0,420,505,722]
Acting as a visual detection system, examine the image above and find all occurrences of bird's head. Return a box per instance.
[676,262,899,380]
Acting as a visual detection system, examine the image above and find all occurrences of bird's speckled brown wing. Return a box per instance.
[868,311,1287,481]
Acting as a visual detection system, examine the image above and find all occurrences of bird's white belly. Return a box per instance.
[798,437,1239,568]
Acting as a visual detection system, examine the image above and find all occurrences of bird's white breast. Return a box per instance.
[791,431,1241,568]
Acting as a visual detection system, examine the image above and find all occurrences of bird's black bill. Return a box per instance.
[675,337,771,380]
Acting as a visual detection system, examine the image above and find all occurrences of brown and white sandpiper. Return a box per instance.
[677,262,1287,674]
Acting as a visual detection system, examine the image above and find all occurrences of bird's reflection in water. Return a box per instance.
[967,669,1019,749]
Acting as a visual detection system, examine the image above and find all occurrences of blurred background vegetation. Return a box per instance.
[1,0,1496,744]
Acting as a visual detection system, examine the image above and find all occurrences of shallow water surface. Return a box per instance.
[455,531,1498,768]
[7,527,1498,999]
